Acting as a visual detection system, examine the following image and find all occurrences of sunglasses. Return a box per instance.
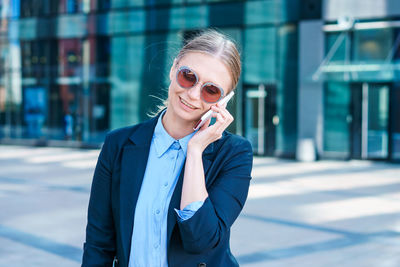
[176,66,225,104]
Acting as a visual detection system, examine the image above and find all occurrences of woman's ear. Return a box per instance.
[169,58,177,81]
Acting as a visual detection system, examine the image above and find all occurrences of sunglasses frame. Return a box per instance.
[176,66,225,104]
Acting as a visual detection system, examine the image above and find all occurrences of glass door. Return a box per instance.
[391,85,400,161]
[243,84,277,156]
[366,83,389,159]
[351,83,389,159]
[323,82,352,159]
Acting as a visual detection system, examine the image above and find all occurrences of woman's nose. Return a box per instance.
[187,83,201,100]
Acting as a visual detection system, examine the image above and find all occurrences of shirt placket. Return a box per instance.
[156,141,181,266]
[153,191,161,263]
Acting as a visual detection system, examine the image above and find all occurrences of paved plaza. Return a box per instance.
[0,145,399,267]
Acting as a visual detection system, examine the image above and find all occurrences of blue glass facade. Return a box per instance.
[0,0,301,157]
[321,18,400,161]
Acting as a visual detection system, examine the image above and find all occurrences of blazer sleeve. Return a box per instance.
[175,137,253,253]
[82,133,116,266]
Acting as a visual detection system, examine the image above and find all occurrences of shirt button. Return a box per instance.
[154,243,159,249]
[155,209,160,215]
[164,182,168,187]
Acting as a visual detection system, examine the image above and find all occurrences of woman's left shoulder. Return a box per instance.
[220,131,251,146]
[218,131,253,153]
[214,131,254,172]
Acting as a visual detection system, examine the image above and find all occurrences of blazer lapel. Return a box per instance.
[202,143,215,186]
[119,115,159,261]
[166,142,215,247]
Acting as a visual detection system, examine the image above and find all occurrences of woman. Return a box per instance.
[82,29,253,267]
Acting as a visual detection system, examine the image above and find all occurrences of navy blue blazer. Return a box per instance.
[82,111,253,267]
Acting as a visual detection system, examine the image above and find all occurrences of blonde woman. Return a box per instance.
[82,29,253,267]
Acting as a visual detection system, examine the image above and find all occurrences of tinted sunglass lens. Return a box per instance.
[202,84,221,103]
[177,68,196,88]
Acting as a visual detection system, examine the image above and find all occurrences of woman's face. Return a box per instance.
[167,52,233,125]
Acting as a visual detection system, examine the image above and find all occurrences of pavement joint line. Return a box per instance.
[0,176,27,184]
[251,165,400,184]
[0,224,82,262]
[314,186,400,201]
[237,230,400,264]
[0,176,90,193]
[248,182,400,202]
[48,185,91,193]
[241,213,379,237]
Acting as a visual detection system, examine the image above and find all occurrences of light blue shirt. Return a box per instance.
[129,111,203,267]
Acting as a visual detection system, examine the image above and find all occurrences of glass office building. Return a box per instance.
[318,1,400,162]
[0,0,299,157]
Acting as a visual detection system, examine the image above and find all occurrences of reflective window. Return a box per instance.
[111,0,144,9]
[325,32,349,63]
[96,0,111,11]
[276,24,298,156]
[244,27,276,84]
[353,29,392,62]
[110,35,145,129]
[394,29,400,80]
[58,39,82,78]
[20,40,51,79]
[50,38,83,140]
[243,24,297,156]
[170,5,208,30]
[395,30,400,61]
[392,31,400,160]
[0,40,22,138]
[58,0,83,14]
[324,82,351,157]
[367,84,389,158]
[0,1,13,18]
[48,84,76,140]
[0,42,7,138]
[392,86,400,160]
[245,0,281,25]
[20,0,58,17]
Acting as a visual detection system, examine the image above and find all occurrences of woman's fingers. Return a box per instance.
[210,105,234,136]
[190,106,233,151]
[199,117,211,131]
[212,105,233,125]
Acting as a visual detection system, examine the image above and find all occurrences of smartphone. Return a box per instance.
[193,91,235,131]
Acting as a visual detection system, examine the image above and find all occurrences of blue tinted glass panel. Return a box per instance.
[110,35,145,129]
[244,27,276,84]
[111,0,144,8]
[326,32,347,62]
[169,5,208,30]
[245,0,279,25]
[391,86,400,160]
[353,29,392,62]
[323,82,351,157]
[276,24,298,156]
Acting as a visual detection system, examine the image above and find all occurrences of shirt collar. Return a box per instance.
[153,110,196,158]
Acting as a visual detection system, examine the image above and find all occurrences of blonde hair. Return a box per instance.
[149,29,241,117]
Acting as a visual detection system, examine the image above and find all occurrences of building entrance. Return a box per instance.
[351,83,390,159]
[243,84,277,156]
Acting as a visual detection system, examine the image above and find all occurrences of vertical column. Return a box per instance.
[82,39,90,141]
[297,20,324,161]
[258,84,265,155]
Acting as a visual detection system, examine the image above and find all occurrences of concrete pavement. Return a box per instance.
[0,145,399,266]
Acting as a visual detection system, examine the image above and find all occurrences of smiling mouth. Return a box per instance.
[180,97,197,109]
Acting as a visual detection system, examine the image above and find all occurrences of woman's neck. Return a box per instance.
[162,108,195,140]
